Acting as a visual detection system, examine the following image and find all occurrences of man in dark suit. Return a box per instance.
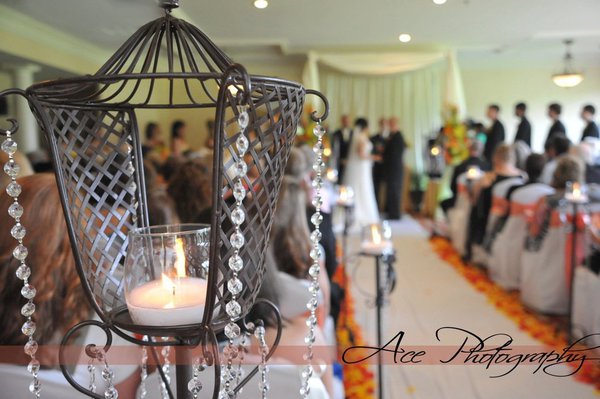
[514,102,531,147]
[483,104,505,162]
[581,104,599,142]
[371,118,389,209]
[331,114,353,182]
[545,103,566,148]
[383,117,406,220]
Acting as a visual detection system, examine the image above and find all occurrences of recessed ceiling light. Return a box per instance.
[433,0,447,5]
[398,33,412,43]
[254,0,268,9]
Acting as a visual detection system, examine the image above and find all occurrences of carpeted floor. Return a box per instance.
[344,216,599,399]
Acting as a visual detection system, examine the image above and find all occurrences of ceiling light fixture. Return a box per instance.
[254,0,269,9]
[552,39,584,88]
[433,0,447,4]
[398,33,412,43]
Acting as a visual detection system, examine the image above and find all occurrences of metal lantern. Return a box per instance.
[0,1,329,397]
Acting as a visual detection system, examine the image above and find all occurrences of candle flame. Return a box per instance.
[161,273,176,308]
[371,225,382,244]
[175,238,186,278]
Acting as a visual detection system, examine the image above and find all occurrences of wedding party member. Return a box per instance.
[545,103,566,147]
[332,114,353,181]
[483,104,505,162]
[540,135,571,185]
[371,118,389,208]
[0,174,140,397]
[440,140,490,214]
[170,119,191,156]
[344,118,380,226]
[514,102,532,147]
[383,117,407,220]
[580,104,599,141]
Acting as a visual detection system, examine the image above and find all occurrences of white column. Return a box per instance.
[4,64,41,154]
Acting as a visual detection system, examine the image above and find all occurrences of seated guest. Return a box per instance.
[581,104,599,141]
[466,144,521,260]
[513,140,531,171]
[144,160,179,225]
[170,120,191,157]
[545,103,567,148]
[0,174,140,397]
[142,122,166,165]
[167,159,212,224]
[441,139,490,214]
[570,142,600,184]
[540,135,571,185]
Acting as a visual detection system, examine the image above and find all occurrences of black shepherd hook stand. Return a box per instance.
[566,200,588,344]
[359,250,396,399]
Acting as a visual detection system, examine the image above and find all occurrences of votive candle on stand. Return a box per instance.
[337,185,355,206]
[361,223,393,255]
[565,181,588,204]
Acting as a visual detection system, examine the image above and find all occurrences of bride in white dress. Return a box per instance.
[343,119,380,227]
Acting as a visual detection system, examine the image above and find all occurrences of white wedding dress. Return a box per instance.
[343,131,380,227]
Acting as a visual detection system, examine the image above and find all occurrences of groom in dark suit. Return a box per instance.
[371,118,389,209]
[514,102,531,147]
[332,114,353,182]
[383,117,406,220]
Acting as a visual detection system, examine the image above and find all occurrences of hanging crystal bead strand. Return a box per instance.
[220,105,250,399]
[301,121,327,398]
[255,324,270,398]
[160,345,171,399]
[95,348,118,399]
[187,356,206,398]
[2,131,41,398]
[139,345,148,399]
[88,358,97,393]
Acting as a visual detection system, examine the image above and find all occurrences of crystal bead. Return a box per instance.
[306,297,318,311]
[13,244,28,260]
[304,331,316,345]
[238,112,250,129]
[300,386,311,396]
[308,265,320,278]
[313,125,326,138]
[310,212,323,226]
[312,160,325,173]
[126,162,135,175]
[24,340,38,356]
[8,202,23,219]
[312,179,323,189]
[231,207,245,225]
[301,365,313,379]
[308,282,320,294]
[309,248,322,261]
[21,302,35,317]
[236,135,249,155]
[235,161,248,177]
[226,301,241,318]
[102,368,114,381]
[259,381,270,393]
[233,181,246,202]
[21,284,36,299]
[188,379,203,394]
[312,141,324,154]
[310,230,322,243]
[6,181,22,198]
[227,277,243,295]
[254,325,266,340]
[28,379,41,394]
[22,320,36,336]
[11,223,26,240]
[223,344,239,359]
[224,322,240,339]
[228,255,243,272]
[3,159,20,178]
[104,386,118,399]
[230,232,245,249]
[27,359,40,374]
[1,138,17,155]
[305,315,317,327]
[16,264,31,280]
[311,196,323,208]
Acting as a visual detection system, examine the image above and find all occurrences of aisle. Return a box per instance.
[346,217,598,399]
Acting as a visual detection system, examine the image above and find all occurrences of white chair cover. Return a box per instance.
[472,176,524,266]
[489,184,555,289]
[448,172,478,256]
[520,207,570,315]
[571,267,600,346]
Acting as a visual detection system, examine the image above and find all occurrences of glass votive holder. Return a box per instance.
[336,185,355,206]
[124,224,210,327]
[361,222,393,255]
[564,181,588,204]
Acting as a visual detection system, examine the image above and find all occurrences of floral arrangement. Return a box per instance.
[441,105,469,166]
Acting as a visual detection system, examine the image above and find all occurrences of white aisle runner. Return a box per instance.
[347,217,597,399]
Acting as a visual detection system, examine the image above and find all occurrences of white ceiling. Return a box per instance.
[1,0,600,68]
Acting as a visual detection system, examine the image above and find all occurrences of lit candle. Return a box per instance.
[361,224,393,255]
[126,239,207,326]
[466,166,481,180]
[326,168,338,183]
[337,185,354,206]
[565,182,588,204]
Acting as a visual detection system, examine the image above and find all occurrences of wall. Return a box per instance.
[461,65,600,153]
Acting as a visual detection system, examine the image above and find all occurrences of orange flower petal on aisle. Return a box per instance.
[430,236,600,390]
